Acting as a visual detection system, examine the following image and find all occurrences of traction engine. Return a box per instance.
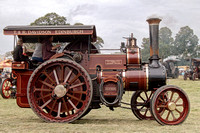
[3,18,190,125]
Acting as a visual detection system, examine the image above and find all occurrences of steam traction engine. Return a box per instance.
[3,18,189,125]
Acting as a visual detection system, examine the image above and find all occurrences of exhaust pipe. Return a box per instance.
[146,18,161,68]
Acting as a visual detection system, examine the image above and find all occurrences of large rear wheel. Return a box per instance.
[27,58,93,123]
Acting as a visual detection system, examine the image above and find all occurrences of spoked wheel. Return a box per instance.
[150,85,190,125]
[131,91,154,120]
[27,58,93,123]
[0,78,13,99]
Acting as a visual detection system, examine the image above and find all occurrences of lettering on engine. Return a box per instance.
[105,60,122,65]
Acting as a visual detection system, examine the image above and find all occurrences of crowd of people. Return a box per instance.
[13,36,60,63]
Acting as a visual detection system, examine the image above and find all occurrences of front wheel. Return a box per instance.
[150,85,190,125]
[27,58,93,123]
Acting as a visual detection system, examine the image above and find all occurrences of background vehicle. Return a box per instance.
[3,18,190,125]
[184,58,200,80]
[163,58,180,79]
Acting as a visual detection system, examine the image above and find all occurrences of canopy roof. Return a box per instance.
[164,59,180,62]
[192,58,200,62]
[4,25,97,42]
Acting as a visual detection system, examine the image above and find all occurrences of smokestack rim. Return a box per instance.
[146,18,162,25]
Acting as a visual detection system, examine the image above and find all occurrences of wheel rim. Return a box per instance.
[0,78,12,99]
[131,91,154,120]
[151,85,190,125]
[27,59,93,122]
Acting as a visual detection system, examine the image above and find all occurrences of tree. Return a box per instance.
[93,36,104,50]
[159,27,174,59]
[30,12,104,49]
[74,23,84,25]
[30,12,69,25]
[173,26,199,59]
[141,38,150,62]
[141,27,174,61]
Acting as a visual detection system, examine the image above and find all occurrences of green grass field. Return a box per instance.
[0,76,199,133]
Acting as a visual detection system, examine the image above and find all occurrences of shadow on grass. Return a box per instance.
[72,118,146,124]
[15,115,147,125]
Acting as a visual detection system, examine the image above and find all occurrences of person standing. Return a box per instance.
[13,39,29,61]
[42,36,60,61]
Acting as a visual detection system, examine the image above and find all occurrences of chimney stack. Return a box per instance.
[146,18,161,67]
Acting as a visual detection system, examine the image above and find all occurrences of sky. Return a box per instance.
[0,0,200,54]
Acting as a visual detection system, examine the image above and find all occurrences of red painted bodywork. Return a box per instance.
[5,25,146,108]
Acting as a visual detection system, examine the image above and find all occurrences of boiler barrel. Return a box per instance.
[124,65,166,91]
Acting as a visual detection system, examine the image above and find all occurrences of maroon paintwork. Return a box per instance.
[3,19,190,125]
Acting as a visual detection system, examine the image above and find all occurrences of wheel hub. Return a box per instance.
[54,85,67,98]
[168,102,176,111]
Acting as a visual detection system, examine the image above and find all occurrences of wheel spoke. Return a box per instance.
[37,93,52,100]
[69,73,81,85]
[53,69,59,85]
[170,91,175,101]
[64,69,72,83]
[176,104,183,106]
[158,96,164,102]
[33,87,52,92]
[139,105,145,111]
[40,99,52,109]
[174,96,180,103]
[171,111,176,121]
[166,110,170,120]
[148,91,153,101]
[144,92,148,99]
[67,93,83,103]
[56,102,62,118]
[69,82,85,89]
[49,99,57,114]
[139,95,145,102]
[68,99,78,111]
[39,80,55,89]
[62,98,70,116]
[144,108,148,116]
[159,109,165,117]
[175,108,182,114]
[157,104,167,108]
[71,91,87,94]
[42,71,56,85]
[162,92,168,102]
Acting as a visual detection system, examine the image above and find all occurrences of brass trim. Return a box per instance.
[137,48,140,64]
[123,70,126,89]
[127,48,129,64]
[145,65,149,90]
